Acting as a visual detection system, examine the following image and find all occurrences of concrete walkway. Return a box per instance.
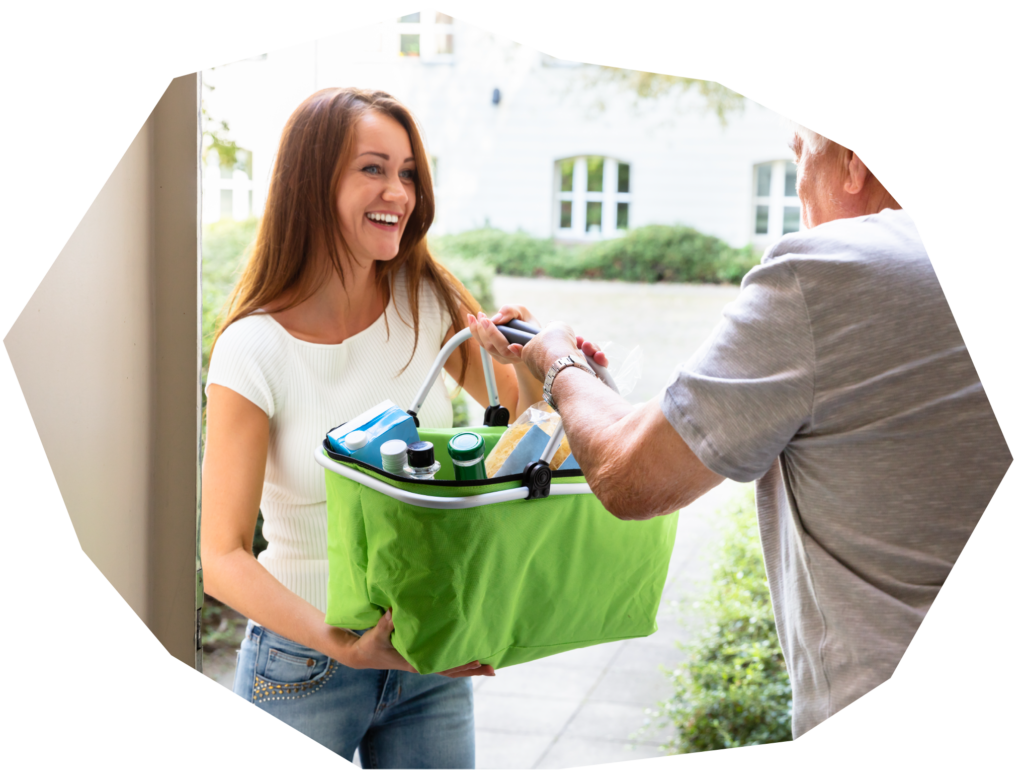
[470,480,738,769]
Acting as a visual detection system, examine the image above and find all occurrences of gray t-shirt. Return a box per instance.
[661,208,1011,738]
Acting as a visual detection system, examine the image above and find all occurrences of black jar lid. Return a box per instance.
[407,441,435,468]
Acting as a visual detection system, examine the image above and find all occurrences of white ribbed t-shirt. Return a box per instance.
[205,270,455,612]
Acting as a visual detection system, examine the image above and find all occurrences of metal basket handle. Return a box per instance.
[404,322,619,499]
[407,328,507,427]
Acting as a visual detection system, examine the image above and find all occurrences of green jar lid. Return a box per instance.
[447,432,485,463]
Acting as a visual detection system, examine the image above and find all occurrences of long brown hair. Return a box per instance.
[212,87,477,385]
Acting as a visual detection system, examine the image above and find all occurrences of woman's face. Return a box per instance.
[336,111,417,265]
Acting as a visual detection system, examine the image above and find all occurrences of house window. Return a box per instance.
[203,147,255,222]
[753,161,801,240]
[395,9,454,60]
[555,156,631,239]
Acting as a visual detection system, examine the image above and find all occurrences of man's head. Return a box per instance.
[790,126,900,229]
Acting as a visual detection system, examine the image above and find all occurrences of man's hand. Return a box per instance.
[521,321,608,383]
[466,304,541,366]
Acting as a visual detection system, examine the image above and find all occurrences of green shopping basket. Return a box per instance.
[315,328,679,675]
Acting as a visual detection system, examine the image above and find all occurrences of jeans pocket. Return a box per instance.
[252,644,337,704]
[254,629,332,687]
[263,648,321,684]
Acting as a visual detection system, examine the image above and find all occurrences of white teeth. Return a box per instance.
[368,213,399,224]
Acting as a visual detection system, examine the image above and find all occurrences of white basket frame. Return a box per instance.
[316,326,614,509]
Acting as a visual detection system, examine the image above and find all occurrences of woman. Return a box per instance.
[200,88,541,768]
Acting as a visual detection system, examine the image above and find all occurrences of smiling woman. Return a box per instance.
[199,88,535,769]
[336,112,419,268]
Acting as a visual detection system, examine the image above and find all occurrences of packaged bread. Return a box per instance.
[485,402,571,478]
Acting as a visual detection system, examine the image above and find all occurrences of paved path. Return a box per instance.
[202,276,744,768]
[461,276,739,425]
[470,480,741,769]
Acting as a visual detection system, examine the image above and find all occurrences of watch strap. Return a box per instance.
[543,354,596,411]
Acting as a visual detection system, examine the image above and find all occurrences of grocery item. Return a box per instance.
[448,432,487,481]
[404,441,442,480]
[344,430,368,452]
[327,400,419,470]
[485,402,571,478]
[558,453,580,471]
[380,439,409,476]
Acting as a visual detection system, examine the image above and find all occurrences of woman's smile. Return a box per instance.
[365,211,403,231]
[336,111,417,263]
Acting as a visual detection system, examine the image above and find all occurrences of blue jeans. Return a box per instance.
[233,621,475,769]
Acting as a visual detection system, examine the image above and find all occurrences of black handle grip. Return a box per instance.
[506,318,540,335]
[495,325,533,346]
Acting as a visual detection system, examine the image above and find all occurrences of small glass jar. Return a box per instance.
[403,441,442,480]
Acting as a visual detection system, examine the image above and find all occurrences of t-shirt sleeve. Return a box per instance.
[660,258,815,482]
[205,317,278,418]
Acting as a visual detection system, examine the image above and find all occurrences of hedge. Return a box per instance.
[430,225,759,286]
[654,486,793,753]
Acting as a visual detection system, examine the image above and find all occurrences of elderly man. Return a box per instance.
[468,128,1012,738]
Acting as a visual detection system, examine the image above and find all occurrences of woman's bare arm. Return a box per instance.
[443,306,542,419]
[201,384,491,677]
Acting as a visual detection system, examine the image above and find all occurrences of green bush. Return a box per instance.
[430,228,569,277]
[659,486,792,753]
[439,254,496,313]
[202,217,259,382]
[430,225,758,285]
[578,225,759,284]
[450,392,471,427]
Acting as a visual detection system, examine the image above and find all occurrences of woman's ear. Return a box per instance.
[845,152,869,195]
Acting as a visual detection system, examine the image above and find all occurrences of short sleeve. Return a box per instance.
[660,259,815,482]
[205,316,280,418]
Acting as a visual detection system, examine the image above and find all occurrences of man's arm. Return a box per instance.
[525,324,724,520]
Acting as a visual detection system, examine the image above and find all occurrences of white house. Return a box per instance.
[202,10,801,251]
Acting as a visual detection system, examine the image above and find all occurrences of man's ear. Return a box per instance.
[845,152,869,195]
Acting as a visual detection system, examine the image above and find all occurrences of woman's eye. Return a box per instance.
[362,164,382,174]
[400,169,416,180]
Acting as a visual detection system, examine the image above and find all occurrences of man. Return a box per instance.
[471,127,1012,737]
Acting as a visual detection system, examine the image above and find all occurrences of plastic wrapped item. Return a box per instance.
[598,342,643,399]
[485,402,572,477]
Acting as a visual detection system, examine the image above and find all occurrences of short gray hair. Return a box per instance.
[793,124,836,156]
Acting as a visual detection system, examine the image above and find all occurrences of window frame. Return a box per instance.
[392,8,455,63]
[752,159,802,241]
[554,155,632,240]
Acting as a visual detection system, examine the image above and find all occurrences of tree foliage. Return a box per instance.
[581,66,746,126]
[201,78,242,169]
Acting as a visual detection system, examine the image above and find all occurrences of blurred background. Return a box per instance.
[200,9,795,767]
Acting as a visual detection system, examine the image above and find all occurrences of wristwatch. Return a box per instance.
[543,354,596,412]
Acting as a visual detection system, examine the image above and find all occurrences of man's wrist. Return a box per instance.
[522,325,579,382]
[543,352,595,411]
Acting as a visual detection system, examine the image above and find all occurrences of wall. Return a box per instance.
[4,75,201,668]
[202,19,796,248]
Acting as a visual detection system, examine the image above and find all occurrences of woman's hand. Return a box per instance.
[469,307,610,373]
[335,609,495,678]
[465,304,540,365]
